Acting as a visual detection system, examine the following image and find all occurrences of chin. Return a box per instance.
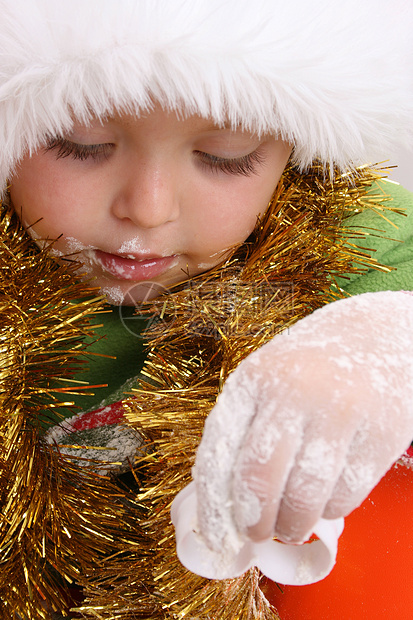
[101,279,172,306]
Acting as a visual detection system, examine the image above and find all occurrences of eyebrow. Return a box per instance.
[204,122,232,131]
[179,115,234,133]
[187,122,249,138]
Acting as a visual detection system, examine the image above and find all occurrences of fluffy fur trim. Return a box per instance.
[0,0,412,188]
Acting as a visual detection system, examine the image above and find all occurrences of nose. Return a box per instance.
[111,161,180,229]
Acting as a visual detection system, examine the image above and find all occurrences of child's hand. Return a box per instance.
[193,291,413,554]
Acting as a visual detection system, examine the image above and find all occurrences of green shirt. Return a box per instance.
[336,180,413,294]
[68,180,413,415]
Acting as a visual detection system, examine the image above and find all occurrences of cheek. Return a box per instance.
[193,176,277,250]
[10,160,60,230]
[10,158,90,240]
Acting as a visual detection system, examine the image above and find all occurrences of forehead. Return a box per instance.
[76,105,231,131]
[66,106,260,144]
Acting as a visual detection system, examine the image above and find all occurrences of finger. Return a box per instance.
[233,428,301,542]
[274,433,349,543]
[231,399,306,542]
[193,373,258,552]
[322,427,410,519]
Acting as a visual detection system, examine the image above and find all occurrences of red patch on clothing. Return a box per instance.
[70,401,126,431]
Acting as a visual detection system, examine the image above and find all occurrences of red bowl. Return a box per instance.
[265,463,413,619]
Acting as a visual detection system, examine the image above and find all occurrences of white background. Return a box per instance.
[387,148,413,192]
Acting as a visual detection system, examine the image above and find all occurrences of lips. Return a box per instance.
[94,249,177,281]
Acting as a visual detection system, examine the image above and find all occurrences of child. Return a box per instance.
[1,0,413,618]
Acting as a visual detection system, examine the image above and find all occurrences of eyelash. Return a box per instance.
[45,138,265,176]
[45,138,113,162]
[196,150,265,176]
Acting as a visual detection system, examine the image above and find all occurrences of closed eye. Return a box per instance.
[45,137,114,162]
[195,149,266,176]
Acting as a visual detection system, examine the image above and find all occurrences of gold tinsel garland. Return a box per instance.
[0,207,158,618]
[0,164,399,619]
[123,164,399,619]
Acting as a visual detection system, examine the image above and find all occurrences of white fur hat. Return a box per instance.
[0,0,412,190]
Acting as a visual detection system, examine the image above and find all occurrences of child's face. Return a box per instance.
[9,107,291,304]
